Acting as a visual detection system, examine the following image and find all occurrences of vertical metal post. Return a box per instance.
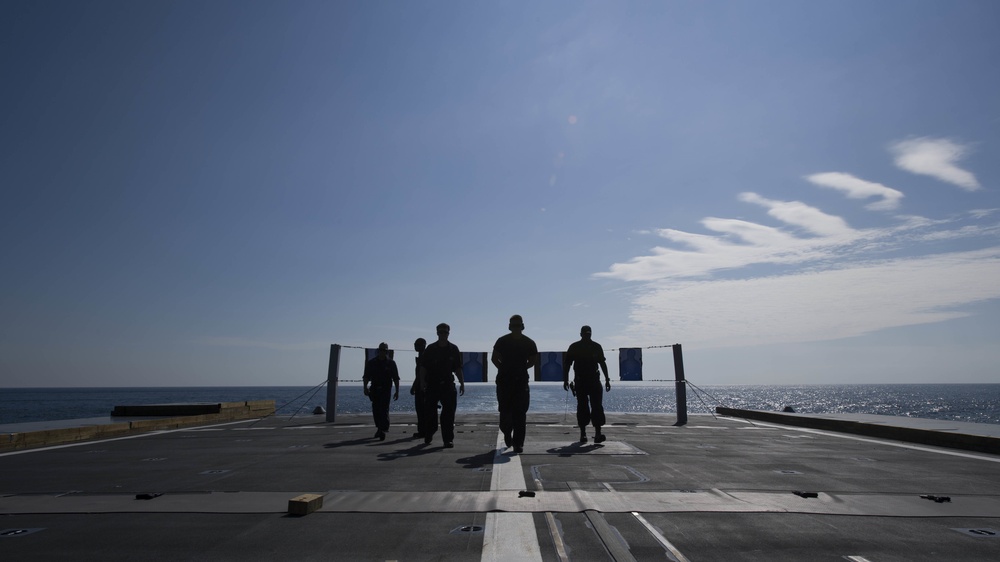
[326,344,341,423]
[673,344,687,426]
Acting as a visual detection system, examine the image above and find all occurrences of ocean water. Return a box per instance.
[2,383,1000,426]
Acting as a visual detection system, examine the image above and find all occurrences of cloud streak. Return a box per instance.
[599,143,995,348]
[625,247,1000,349]
[597,193,867,281]
[806,172,904,211]
[890,137,981,191]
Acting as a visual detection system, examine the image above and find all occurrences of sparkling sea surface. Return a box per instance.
[2,383,999,426]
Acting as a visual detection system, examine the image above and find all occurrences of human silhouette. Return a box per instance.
[563,326,611,443]
[491,314,538,454]
[418,323,464,448]
[362,342,400,441]
[409,338,427,438]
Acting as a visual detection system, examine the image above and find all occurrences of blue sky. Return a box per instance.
[2,0,998,387]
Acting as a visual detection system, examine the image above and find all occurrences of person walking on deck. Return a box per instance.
[419,323,464,448]
[492,314,538,454]
[563,325,611,444]
[409,337,427,438]
[363,342,400,441]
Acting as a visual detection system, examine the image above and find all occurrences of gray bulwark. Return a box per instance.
[717,407,1000,454]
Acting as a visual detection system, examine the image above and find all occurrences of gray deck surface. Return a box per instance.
[3,411,1000,561]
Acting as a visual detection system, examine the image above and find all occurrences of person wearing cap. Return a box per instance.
[418,323,464,448]
[409,337,428,438]
[491,314,538,454]
[563,326,611,444]
[363,342,400,441]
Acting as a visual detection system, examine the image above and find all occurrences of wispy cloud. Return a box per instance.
[625,247,1000,349]
[890,137,981,191]
[598,144,996,348]
[597,193,863,281]
[806,172,904,210]
[739,192,853,236]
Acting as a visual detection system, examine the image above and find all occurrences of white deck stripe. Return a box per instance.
[482,432,542,562]
[632,512,691,562]
[537,470,570,561]
[544,512,570,562]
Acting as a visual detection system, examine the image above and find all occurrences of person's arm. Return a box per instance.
[453,346,465,396]
[491,345,502,370]
[599,344,611,391]
[563,348,572,391]
[410,358,416,395]
[362,361,371,396]
[392,362,400,401]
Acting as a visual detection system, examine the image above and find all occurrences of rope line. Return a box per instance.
[271,375,762,426]
[332,343,679,354]
[249,379,328,427]
[685,381,720,421]
[685,379,759,427]
[684,379,725,405]
[285,380,330,422]
[327,343,757,425]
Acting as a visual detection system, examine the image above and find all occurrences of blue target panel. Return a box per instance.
[462,352,488,382]
[618,348,643,381]
[535,351,564,382]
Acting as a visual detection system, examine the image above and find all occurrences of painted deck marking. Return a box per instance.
[482,432,542,562]
[632,512,691,562]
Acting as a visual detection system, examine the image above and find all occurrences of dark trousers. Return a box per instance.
[370,386,392,432]
[496,382,530,447]
[413,388,426,434]
[575,378,606,430]
[423,381,457,443]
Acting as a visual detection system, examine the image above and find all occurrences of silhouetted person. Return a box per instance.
[363,342,400,441]
[419,323,464,448]
[563,325,610,443]
[492,314,538,454]
[410,338,427,438]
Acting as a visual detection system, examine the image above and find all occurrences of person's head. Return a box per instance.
[377,342,389,358]
[508,314,524,333]
[414,338,426,353]
[580,325,592,340]
[436,323,450,342]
